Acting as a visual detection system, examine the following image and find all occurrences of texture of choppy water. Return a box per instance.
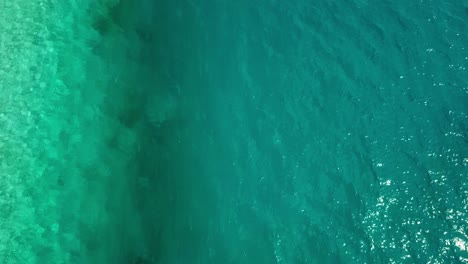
[0,0,467,263]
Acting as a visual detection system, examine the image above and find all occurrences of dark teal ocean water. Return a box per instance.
[0,0,467,263]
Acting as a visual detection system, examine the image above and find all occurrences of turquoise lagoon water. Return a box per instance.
[0,0,467,263]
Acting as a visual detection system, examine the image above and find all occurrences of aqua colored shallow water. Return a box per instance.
[0,0,467,263]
